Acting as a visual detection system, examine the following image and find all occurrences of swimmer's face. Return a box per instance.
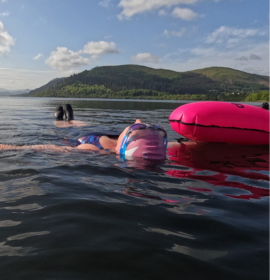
[115,119,142,154]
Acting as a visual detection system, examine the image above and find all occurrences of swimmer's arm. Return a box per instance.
[0,143,103,152]
[0,144,73,152]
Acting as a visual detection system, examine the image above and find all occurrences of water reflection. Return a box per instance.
[145,227,195,240]
[7,231,50,241]
[1,203,43,211]
[116,186,178,203]
[0,242,35,257]
[169,244,228,261]
[167,142,269,200]
[115,156,166,172]
[0,220,21,227]
[0,174,45,202]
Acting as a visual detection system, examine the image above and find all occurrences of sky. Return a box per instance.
[0,0,269,91]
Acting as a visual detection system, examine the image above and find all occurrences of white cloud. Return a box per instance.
[235,53,262,61]
[104,35,113,40]
[250,53,261,60]
[118,0,198,19]
[0,12,9,16]
[172,7,198,20]
[99,0,112,7]
[33,53,43,60]
[190,47,217,57]
[158,9,167,16]
[131,52,160,63]
[45,41,119,71]
[235,56,248,61]
[45,47,89,70]
[81,41,119,55]
[0,21,14,55]
[161,42,269,76]
[163,28,186,37]
[205,26,266,46]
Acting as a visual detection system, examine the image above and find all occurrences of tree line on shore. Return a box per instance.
[28,65,269,102]
[29,83,269,102]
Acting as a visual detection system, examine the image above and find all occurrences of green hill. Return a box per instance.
[28,65,269,101]
[192,67,269,87]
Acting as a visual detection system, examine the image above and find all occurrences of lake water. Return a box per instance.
[0,97,268,280]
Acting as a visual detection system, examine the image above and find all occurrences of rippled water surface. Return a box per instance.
[0,97,269,280]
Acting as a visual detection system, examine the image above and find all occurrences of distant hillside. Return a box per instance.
[0,88,31,96]
[27,65,269,101]
[28,77,66,95]
[192,67,269,87]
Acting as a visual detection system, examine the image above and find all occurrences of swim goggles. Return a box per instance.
[119,123,168,155]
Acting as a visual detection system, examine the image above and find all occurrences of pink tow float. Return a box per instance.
[169,101,269,145]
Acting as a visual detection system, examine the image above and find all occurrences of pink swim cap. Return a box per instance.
[122,129,167,160]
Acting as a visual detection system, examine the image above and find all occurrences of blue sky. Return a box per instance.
[0,0,268,90]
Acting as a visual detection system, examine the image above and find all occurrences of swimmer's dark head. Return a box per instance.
[64,104,74,121]
[53,106,64,120]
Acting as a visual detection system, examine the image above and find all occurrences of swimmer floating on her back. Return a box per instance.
[0,104,169,160]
